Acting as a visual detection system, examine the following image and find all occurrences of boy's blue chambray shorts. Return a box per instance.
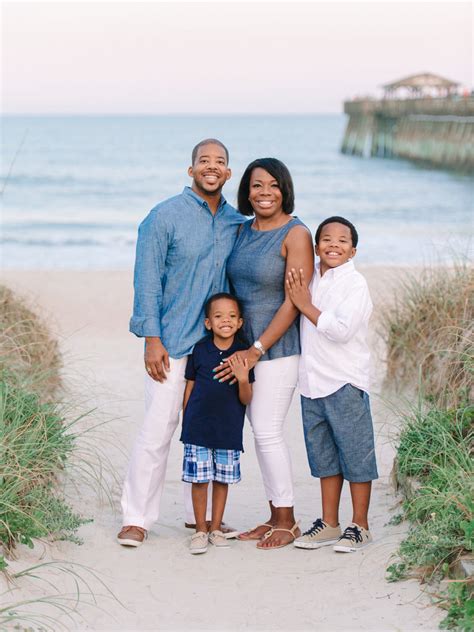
[301,383,378,482]
[182,444,241,484]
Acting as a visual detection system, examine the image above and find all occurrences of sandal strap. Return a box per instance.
[263,521,300,539]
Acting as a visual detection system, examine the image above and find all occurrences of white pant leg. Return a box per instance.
[121,357,187,530]
[247,355,299,508]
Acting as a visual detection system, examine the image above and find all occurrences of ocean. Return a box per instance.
[1,115,472,269]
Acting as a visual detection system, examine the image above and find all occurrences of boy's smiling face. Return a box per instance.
[205,297,243,342]
[316,222,356,275]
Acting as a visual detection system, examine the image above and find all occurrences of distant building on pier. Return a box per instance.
[382,72,460,99]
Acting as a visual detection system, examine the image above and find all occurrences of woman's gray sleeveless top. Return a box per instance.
[227,217,305,361]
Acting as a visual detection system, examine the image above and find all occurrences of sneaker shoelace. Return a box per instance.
[303,518,326,537]
[340,525,363,543]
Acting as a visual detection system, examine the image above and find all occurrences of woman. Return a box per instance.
[223,157,314,549]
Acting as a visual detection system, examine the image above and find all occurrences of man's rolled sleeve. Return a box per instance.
[129,211,168,338]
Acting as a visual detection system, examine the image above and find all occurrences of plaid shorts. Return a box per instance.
[182,444,241,484]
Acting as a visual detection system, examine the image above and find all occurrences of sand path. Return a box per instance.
[2,269,443,631]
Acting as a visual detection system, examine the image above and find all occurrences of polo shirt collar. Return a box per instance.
[183,186,227,211]
[203,336,239,354]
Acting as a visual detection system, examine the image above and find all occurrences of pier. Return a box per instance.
[341,73,474,172]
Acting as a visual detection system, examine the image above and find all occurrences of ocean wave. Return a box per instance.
[2,236,136,247]
[2,221,136,231]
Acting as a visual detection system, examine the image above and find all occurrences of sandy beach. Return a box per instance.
[1,267,443,631]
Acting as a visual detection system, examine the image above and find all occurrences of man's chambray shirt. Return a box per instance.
[129,187,245,358]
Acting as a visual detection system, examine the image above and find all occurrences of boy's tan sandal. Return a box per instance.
[237,523,273,541]
[257,521,300,549]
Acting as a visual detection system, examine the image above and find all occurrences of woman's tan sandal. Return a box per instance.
[237,523,273,541]
[256,522,300,549]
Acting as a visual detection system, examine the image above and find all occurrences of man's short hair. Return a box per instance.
[315,216,359,247]
[191,139,229,165]
[237,157,295,216]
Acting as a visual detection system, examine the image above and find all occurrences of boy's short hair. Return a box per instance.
[192,139,229,165]
[315,216,359,247]
[204,292,243,317]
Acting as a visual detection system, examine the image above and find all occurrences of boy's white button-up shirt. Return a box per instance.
[299,259,373,399]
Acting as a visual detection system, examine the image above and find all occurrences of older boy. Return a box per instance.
[286,216,378,552]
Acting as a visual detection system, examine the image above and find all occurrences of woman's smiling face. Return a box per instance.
[248,168,283,219]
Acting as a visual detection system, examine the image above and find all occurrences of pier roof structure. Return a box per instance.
[382,72,460,98]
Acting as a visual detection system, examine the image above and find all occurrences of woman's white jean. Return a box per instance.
[247,355,299,508]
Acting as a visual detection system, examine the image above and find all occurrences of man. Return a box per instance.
[117,139,244,546]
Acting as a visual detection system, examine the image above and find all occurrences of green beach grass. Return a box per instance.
[381,263,474,630]
[0,285,87,552]
[0,284,92,627]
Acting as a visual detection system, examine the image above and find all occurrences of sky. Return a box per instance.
[2,0,472,114]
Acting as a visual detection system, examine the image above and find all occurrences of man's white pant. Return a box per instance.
[121,357,210,530]
[247,355,299,508]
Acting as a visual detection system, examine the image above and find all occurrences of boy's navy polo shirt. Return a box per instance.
[180,337,255,451]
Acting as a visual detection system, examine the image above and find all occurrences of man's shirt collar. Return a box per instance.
[183,186,227,211]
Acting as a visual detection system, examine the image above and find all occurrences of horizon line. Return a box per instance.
[1,111,343,117]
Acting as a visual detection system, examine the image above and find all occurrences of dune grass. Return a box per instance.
[388,403,473,580]
[381,263,473,406]
[0,373,88,551]
[381,263,473,630]
[0,285,87,553]
[0,284,120,628]
[0,285,62,399]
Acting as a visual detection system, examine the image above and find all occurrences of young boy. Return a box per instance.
[286,216,378,552]
[180,293,254,555]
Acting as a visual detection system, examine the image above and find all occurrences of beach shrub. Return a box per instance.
[0,284,62,399]
[383,263,474,629]
[0,286,86,551]
[388,403,473,579]
[388,402,473,629]
[381,263,473,406]
[0,375,88,549]
[0,286,110,628]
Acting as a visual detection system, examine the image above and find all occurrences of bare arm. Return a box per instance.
[238,381,253,406]
[255,225,314,357]
[182,380,195,413]
[228,355,253,405]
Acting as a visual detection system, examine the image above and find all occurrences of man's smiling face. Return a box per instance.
[188,143,231,197]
